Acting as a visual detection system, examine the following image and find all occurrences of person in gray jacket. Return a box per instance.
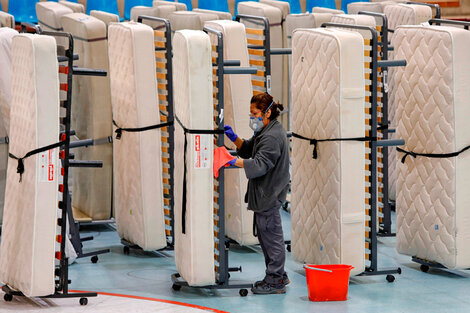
[224,92,290,294]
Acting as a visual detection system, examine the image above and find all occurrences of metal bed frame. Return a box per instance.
[171,25,257,297]
[3,30,109,305]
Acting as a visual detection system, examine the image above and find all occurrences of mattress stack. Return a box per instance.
[0,34,60,297]
[205,20,257,246]
[393,25,470,269]
[108,22,166,251]
[172,29,215,286]
[291,28,366,276]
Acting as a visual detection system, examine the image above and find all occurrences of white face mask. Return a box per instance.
[249,116,264,133]
[249,101,274,134]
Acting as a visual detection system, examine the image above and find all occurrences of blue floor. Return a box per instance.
[67,210,470,313]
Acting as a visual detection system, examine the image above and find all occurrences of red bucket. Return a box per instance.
[304,264,354,302]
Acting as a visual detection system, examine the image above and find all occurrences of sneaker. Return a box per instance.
[255,274,290,287]
[251,281,286,295]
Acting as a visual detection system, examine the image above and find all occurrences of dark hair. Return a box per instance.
[250,92,284,121]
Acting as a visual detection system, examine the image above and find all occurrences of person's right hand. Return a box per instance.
[224,125,238,142]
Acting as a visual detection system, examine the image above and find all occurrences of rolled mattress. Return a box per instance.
[291,28,366,276]
[173,30,215,286]
[108,22,166,251]
[0,34,60,297]
[394,26,470,269]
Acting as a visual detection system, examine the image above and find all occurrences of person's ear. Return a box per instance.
[265,108,272,119]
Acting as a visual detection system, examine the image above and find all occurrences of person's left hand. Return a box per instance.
[227,157,237,166]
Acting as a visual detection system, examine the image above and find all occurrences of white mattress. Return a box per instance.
[169,11,219,31]
[394,26,470,269]
[312,7,344,14]
[291,28,365,276]
[0,34,60,297]
[89,10,120,31]
[385,4,432,201]
[61,13,113,221]
[260,0,290,108]
[173,30,215,286]
[0,12,15,28]
[108,22,166,251]
[193,8,232,20]
[59,1,85,13]
[346,2,385,26]
[238,2,283,103]
[130,5,176,24]
[153,0,187,11]
[331,14,376,38]
[0,27,17,225]
[384,4,432,31]
[36,2,73,31]
[205,20,257,246]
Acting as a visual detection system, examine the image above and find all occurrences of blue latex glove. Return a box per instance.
[228,157,237,166]
[224,125,238,142]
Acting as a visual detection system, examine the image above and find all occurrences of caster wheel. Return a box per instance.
[386,275,395,283]
[79,297,88,306]
[91,256,98,264]
[239,289,248,297]
[123,246,130,255]
[4,293,13,302]
[420,265,429,273]
[397,267,402,275]
[286,244,291,252]
[172,284,182,291]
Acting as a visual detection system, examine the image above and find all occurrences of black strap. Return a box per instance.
[397,145,470,163]
[9,140,64,182]
[292,132,376,159]
[112,120,174,139]
[174,115,224,234]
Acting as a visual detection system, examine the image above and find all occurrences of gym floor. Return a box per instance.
[1,210,470,312]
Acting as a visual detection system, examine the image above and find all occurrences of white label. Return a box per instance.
[193,134,210,169]
[267,75,272,94]
[39,149,56,182]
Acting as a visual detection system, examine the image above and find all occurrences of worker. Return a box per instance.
[224,92,290,294]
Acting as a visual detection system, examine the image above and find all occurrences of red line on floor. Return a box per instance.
[69,290,229,313]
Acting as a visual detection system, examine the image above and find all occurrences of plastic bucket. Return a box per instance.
[304,264,354,301]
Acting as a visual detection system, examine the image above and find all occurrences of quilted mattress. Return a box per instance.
[386,4,432,201]
[0,27,17,225]
[36,2,73,32]
[108,22,166,251]
[0,12,15,28]
[89,10,120,31]
[153,0,188,11]
[0,34,60,297]
[169,11,219,31]
[238,2,283,104]
[291,28,365,276]
[130,5,176,24]
[61,13,113,221]
[394,26,470,269]
[173,30,215,286]
[205,20,257,246]
[193,8,232,20]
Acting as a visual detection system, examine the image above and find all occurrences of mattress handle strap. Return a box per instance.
[292,133,376,159]
[174,115,224,234]
[112,120,174,140]
[397,145,470,164]
[8,140,65,183]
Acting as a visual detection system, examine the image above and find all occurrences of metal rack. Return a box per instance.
[171,26,257,297]
[322,23,406,282]
[3,31,109,305]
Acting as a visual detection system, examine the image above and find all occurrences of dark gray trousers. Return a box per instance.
[254,207,286,284]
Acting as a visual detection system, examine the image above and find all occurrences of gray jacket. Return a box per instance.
[237,120,290,212]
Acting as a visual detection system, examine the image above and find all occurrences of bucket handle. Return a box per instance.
[303,265,333,273]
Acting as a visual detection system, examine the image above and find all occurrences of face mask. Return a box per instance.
[249,101,274,133]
